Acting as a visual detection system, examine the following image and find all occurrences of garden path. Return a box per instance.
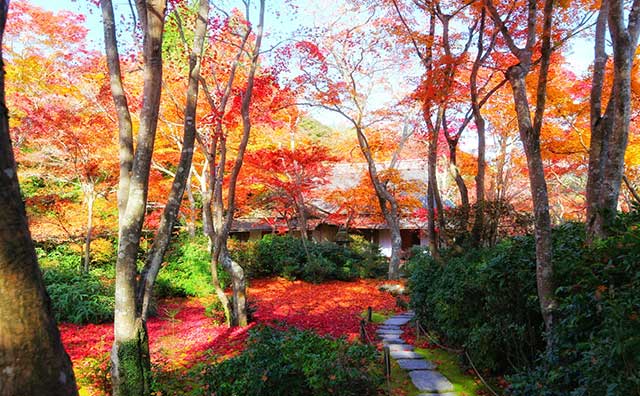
[378,312,456,396]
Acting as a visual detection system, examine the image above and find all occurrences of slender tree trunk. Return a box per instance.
[586,0,613,239]
[203,162,232,326]
[211,0,265,326]
[388,213,402,278]
[186,168,197,238]
[101,1,167,394]
[426,109,441,260]
[487,0,556,334]
[221,250,247,326]
[0,2,78,393]
[586,0,640,239]
[354,126,402,279]
[508,67,555,333]
[470,10,488,246]
[137,0,209,321]
[83,184,95,273]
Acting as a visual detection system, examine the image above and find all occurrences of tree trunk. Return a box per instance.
[486,0,556,336]
[355,128,402,279]
[101,1,167,394]
[203,162,232,326]
[470,10,488,246]
[426,109,441,260]
[83,183,95,273]
[507,65,555,334]
[388,216,402,279]
[587,0,640,239]
[448,143,469,211]
[137,0,209,321]
[0,3,78,393]
[186,168,197,238]
[222,251,247,327]
[209,0,264,326]
[586,0,613,239]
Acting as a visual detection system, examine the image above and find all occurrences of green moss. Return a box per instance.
[113,327,152,396]
[387,360,422,396]
[359,309,389,324]
[414,347,502,395]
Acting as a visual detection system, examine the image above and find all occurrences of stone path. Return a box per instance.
[377,311,456,396]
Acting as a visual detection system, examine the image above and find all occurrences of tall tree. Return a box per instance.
[198,0,265,326]
[484,0,556,333]
[293,16,411,279]
[0,0,78,394]
[586,0,640,239]
[100,0,210,394]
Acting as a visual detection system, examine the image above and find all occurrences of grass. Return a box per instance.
[360,309,389,324]
[414,347,502,396]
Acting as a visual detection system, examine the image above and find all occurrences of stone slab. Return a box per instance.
[376,329,403,335]
[397,359,436,370]
[384,317,412,326]
[409,370,454,393]
[387,343,414,352]
[418,393,457,396]
[382,338,405,345]
[390,350,423,359]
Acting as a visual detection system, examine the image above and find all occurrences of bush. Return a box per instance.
[254,234,307,277]
[39,246,114,324]
[155,235,229,298]
[349,235,388,279]
[408,223,584,373]
[206,326,382,396]
[233,234,387,283]
[509,215,640,396]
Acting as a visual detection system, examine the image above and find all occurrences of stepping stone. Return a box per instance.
[387,343,414,352]
[376,328,403,335]
[397,359,436,370]
[418,393,457,396]
[390,350,423,359]
[384,317,412,326]
[383,338,406,345]
[377,325,401,331]
[409,370,454,393]
[380,333,403,340]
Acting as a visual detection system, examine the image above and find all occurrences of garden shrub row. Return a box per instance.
[408,217,640,395]
[206,325,382,396]
[39,232,386,324]
[230,234,388,283]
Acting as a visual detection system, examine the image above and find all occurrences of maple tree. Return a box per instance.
[0,1,78,393]
[194,1,266,327]
[243,145,339,242]
[292,16,415,279]
[5,1,119,271]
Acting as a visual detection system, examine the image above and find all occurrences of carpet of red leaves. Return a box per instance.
[60,278,402,393]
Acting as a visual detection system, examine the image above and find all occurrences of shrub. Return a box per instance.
[509,215,640,396]
[155,235,229,298]
[254,234,307,277]
[239,234,387,282]
[39,246,115,324]
[206,326,382,396]
[408,223,584,373]
[349,235,388,279]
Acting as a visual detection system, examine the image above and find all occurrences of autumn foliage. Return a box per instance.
[59,278,400,395]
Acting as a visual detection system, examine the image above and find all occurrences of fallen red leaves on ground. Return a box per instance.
[59,277,401,393]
